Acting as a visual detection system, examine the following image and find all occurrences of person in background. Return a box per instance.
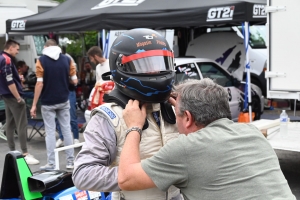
[62,46,77,71]
[118,78,296,200]
[72,28,182,200]
[80,58,96,100]
[86,46,109,86]
[16,61,36,99]
[16,61,28,88]
[56,46,80,147]
[30,39,77,170]
[0,39,39,165]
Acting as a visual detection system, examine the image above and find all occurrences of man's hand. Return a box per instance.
[95,81,102,88]
[168,96,176,107]
[30,106,37,118]
[168,92,177,107]
[17,97,25,104]
[123,100,146,129]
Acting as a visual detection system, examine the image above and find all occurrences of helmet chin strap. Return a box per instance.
[160,101,176,124]
[103,89,176,130]
[103,89,149,130]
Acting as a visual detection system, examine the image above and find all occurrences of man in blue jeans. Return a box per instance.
[56,84,79,147]
[56,47,80,147]
[30,39,77,170]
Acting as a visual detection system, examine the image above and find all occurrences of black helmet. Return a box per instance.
[109,28,175,103]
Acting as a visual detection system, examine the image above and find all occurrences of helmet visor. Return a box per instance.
[119,50,174,74]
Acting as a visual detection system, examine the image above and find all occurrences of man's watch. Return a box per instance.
[125,127,142,140]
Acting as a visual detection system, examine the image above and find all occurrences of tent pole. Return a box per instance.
[98,31,101,48]
[190,28,194,41]
[81,33,86,56]
[102,29,106,52]
[245,21,252,122]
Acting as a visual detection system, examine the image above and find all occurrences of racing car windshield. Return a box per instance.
[119,50,174,74]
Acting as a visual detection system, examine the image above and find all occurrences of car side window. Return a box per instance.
[175,63,200,84]
[197,62,233,87]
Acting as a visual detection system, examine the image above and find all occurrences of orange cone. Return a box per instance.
[238,112,255,123]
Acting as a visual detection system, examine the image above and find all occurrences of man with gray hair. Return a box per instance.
[118,78,295,199]
[30,39,78,170]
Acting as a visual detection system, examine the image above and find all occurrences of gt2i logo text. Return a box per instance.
[92,0,145,10]
[11,20,26,30]
[253,4,266,18]
[207,6,235,22]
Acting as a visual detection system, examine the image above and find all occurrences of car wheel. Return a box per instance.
[251,78,265,97]
[252,96,261,120]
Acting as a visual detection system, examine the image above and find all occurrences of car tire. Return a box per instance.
[252,96,261,120]
[251,78,265,97]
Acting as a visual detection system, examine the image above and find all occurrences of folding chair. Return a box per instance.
[25,98,45,141]
[0,98,7,141]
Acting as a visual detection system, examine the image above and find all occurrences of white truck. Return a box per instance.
[265,0,299,108]
[185,25,267,96]
[249,0,300,156]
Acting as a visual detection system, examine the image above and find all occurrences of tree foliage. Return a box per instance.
[60,32,98,58]
[53,0,65,3]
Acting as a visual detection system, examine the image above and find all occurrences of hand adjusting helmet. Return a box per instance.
[109,28,175,103]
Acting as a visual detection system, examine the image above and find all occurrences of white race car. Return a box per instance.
[174,58,264,122]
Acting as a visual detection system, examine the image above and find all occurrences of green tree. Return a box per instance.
[53,0,65,3]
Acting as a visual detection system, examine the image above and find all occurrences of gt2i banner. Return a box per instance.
[207,6,235,22]
[253,4,266,18]
[92,0,145,10]
[11,20,26,30]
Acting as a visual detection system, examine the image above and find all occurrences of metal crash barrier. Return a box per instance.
[54,142,85,170]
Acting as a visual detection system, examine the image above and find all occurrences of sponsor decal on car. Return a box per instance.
[87,191,101,200]
[92,0,145,10]
[75,190,88,200]
[207,6,235,22]
[228,88,232,102]
[58,194,73,200]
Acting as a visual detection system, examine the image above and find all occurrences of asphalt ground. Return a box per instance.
[0,106,300,198]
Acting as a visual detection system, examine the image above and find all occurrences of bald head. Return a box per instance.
[44,39,57,47]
